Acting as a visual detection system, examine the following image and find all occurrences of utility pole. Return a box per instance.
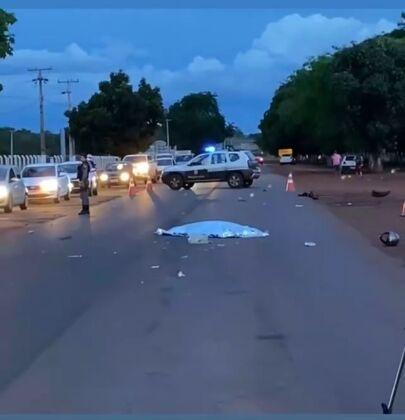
[9,129,14,157]
[28,67,52,156]
[165,118,171,150]
[58,79,79,158]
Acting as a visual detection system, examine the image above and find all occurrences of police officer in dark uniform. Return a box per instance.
[77,154,91,215]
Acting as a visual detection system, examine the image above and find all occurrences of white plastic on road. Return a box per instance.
[156,221,269,239]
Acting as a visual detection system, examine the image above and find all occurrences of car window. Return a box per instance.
[244,151,256,160]
[59,163,79,173]
[9,168,16,180]
[188,154,210,166]
[157,159,173,166]
[211,153,227,165]
[22,166,56,178]
[229,153,240,162]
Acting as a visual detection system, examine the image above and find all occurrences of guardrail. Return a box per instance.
[0,155,120,171]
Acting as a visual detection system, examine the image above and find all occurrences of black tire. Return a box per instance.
[227,172,244,188]
[244,179,253,187]
[93,186,98,196]
[167,173,184,190]
[54,195,60,204]
[64,191,70,201]
[20,195,28,210]
[183,183,194,190]
[4,194,13,213]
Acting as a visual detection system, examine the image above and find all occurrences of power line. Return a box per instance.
[28,67,52,156]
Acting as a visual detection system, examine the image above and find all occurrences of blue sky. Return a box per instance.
[0,9,402,134]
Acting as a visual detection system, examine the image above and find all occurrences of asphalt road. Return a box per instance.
[0,168,405,413]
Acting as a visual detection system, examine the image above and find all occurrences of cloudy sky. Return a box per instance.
[0,9,401,134]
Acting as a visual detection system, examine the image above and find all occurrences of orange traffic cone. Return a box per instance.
[128,178,137,199]
[286,173,295,192]
[401,201,405,217]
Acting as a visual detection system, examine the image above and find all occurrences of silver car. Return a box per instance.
[0,165,28,213]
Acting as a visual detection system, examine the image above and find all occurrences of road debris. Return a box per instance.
[150,265,160,269]
[177,270,186,278]
[217,243,225,247]
[113,251,118,255]
[304,242,317,247]
[249,193,255,198]
[180,255,189,259]
[28,230,35,234]
[67,254,83,258]
[237,197,247,202]
[156,221,269,239]
[298,191,319,200]
[267,184,272,189]
[371,190,390,198]
[295,204,304,208]
[188,234,210,244]
[347,202,353,206]
[59,235,72,241]
[380,231,400,247]
[391,168,397,174]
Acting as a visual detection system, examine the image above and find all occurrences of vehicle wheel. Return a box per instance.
[167,174,184,190]
[54,195,60,204]
[4,194,13,213]
[20,195,28,210]
[183,183,194,190]
[93,186,98,196]
[64,191,70,201]
[244,179,253,187]
[227,172,244,188]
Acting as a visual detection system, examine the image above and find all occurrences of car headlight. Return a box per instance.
[133,162,149,175]
[100,173,109,182]
[40,179,58,192]
[117,163,124,170]
[120,172,130,182]
[0,185,9,199]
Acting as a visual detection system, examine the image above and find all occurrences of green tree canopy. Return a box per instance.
[0,9,16,93]
[67,72,164,156]
[168,92,228,152]
[259,18,405,159]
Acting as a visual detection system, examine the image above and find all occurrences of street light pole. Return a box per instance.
[10,129,14,157]
[165,118,171,150]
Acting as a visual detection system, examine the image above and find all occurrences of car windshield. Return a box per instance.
[244,151,256,160]
[0,167,8,180]
[157,159,173,166]
[22,166,55,177]
[106,163,130,171]
[176,155,192,163]
[346,156,356,161]
[59,163,79,173]
[123,155,146,163]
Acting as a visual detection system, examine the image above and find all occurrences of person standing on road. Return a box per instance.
[331,151,342,172]
[77,154,91,216]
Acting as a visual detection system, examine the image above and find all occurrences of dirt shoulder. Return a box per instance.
[270,163,405,263]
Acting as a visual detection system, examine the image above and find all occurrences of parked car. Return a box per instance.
[340,155,357,174]
[122,154,159,183]
[0,165,28,213]
[161,150,260,190]
[279,154,295,165]
[156,156,176,178]
[58,161,98,196]
[21,163,70,203]
[99,162,133,188]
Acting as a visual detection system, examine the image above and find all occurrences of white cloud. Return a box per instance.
[187,56,225,73]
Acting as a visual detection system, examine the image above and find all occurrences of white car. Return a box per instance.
[58,161,98,196]
[22,163,70,203]
[0,165,28,213]
[122,154,159,183]
[340,155,357,174]
[162,150,261,190]
[156,156,176,178]
[279,154,295,165]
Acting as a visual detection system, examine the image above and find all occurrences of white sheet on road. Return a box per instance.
[156,220,269,239]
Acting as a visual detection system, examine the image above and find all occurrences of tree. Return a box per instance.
[67,71,164,155]
[168,92,227,152]
[259,20,405,170]
[0,9,17,92]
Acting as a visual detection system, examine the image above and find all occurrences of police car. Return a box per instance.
[161,150,261,190]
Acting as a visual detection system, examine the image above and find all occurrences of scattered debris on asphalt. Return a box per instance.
[59,235,72,241]
[150,265,160,269]
[217,243,225,247]
[28,230,34,234]
[180,255,189,259]
[156,221,269,239]
[347,202,353,206]
[380,231,400,247]
[177,270,186,278]
[249,193,255,198]
[267,184,272,189]
[262,189,267,192]
[113,251,118,255]
[298,191,319,200]
[304,242,317,247]
[141,280,144,284]
[237,197,247,202]
[295,204,304,208]
[67,254,83,258]
[371,190,390,198]
[341,175,346,180]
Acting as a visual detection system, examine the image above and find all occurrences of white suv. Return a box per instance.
[122,154,159,183]
[161,150,261,190]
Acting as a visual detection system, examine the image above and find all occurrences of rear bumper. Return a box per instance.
[27,192,58,199]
